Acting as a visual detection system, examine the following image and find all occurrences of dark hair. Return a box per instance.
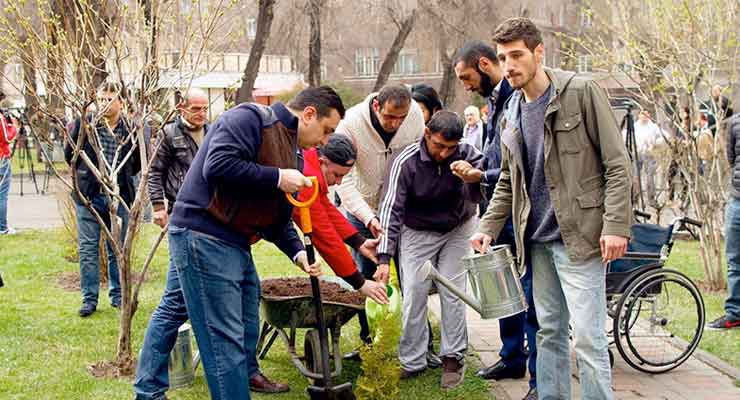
[318,134,356,167]
[411,84,443,114]
[98,81,126,98]
[427,110,463,141]
[288,85,346,118]
[376,84,412,110]
[492,17,543,52]
[452,40,498,68]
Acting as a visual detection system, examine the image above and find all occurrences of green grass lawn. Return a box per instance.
[661,241,740,369]
[0,226,491,400]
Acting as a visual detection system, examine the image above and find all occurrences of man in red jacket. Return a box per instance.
[294,134,388,305]
[0,90,18,235]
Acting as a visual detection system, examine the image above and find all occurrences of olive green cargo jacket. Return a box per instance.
[478,68,633,271]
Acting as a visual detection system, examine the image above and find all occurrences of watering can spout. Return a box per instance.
[422,263,483,315]
[423,246,528,320]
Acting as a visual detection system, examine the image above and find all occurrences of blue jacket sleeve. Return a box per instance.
[202,108,280,188]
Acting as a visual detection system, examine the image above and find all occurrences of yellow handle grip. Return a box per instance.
[285,176,320,234]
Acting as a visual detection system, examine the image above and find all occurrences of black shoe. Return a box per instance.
[343,349,362,361]
[476,359,525,380]
[111,300,121,309]
[522,387,538,400]
[706,314,740,330]
[427,350,442,369]
[79,303,97,318]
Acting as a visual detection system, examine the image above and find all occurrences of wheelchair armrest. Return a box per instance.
[618,251,662,260]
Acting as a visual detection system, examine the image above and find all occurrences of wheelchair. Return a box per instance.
[604,210,706,373]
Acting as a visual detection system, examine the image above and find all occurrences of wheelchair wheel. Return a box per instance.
[613,268,705,374]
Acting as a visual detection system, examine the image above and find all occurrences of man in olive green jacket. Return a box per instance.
[468,18,632,400]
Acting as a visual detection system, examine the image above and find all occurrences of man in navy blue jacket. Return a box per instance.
[168,86,344,400]
[453,41,539,400]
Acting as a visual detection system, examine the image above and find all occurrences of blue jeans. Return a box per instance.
[76,194,128,306]
[133,256,261,399]
[497,227,538,388]
[725,198,740,320]
[531,241,612,400]
[169,225,260,400]
[0,158,10,231]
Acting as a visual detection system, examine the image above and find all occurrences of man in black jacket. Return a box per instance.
[148,88,209,221]
[707,114,740,330]
[64,82,142,318]
[376,111,483,389]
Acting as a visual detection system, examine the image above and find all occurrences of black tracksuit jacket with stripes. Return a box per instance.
[376,137,484,265]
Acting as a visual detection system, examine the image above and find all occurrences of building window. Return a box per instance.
[355,48,379,77]
[579,7,592,28]
[393,50,420,75]
[246,17,257,39]
[577,54,592,73]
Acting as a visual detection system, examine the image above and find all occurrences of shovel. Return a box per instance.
[286,177,357,400]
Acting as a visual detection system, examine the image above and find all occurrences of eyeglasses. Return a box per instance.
[184,106,209,114]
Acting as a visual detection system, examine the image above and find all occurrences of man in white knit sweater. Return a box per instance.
[335,84,426,341]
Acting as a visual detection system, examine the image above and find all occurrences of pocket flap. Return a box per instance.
[554,113,582,132]
[576,186,604,208]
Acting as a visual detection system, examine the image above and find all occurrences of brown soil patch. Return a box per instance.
[56,271,149,292]
[87,356,135,379]
[261,277,366,306]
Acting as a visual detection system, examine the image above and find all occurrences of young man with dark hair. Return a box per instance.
[65,82,143,318]
[377,110,483,389]
[471,18,632,400]
[167,86,344,400]
[292,134,388,303]
[453,40,539,400]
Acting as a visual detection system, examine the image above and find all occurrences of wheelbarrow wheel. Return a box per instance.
[304,329,326,386]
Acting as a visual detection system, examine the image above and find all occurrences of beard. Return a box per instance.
[475,64,495,97]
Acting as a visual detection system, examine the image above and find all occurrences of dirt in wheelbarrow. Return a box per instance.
[261,277,366,306]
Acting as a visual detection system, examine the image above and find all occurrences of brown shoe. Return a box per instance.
[249,372,290,393]
[440,356,465,389]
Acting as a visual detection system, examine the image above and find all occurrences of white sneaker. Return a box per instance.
[0,227,16,235]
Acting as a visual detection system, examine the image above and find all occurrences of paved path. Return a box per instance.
[6,174,64,230]
[428,296,740,400]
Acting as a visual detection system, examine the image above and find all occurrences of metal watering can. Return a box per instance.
[423,244,528,320]
[168,323,200,388]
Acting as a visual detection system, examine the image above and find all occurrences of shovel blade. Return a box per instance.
[307,382,356,400]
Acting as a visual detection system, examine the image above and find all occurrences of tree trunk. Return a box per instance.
[140,0,159,96]
[307,0,323,87]
[373,10,417,92]
[20,39,39,114]
[438,49,457,108]
[236,0,276,103]
[435,28,457,108]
